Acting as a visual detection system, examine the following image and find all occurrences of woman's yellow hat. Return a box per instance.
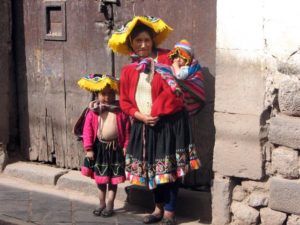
[108,16,173,55]
[77,74,119,93]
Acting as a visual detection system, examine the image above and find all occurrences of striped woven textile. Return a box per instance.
[135,58,205,116]
[175,60,205,115]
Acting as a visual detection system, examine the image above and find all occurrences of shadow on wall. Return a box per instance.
[183,66,216,188]
[11,0,30,162]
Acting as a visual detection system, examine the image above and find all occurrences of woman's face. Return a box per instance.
[131,31,153,58]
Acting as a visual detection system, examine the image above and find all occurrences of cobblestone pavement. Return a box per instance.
[0,174,205,225]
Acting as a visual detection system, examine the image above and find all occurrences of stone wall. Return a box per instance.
[213,0,300,224]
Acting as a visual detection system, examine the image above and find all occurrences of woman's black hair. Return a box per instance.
[127,23,157,52]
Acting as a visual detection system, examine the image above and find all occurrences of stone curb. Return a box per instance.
[3,162,68,186]
[0,214,37,225]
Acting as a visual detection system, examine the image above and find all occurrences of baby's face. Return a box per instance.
[173,56,187,67]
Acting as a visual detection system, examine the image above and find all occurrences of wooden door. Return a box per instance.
[16,0,216,186]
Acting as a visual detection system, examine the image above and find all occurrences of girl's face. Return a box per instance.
[173,56,187,67]
[97,86,115,104]
[131,31,154,58]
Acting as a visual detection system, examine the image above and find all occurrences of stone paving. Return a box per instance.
[0,173,207,225]
[0,174,149,225]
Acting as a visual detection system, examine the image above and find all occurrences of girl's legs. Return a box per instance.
[97,184,107,208]
[101,183,117,217]
[93,184,107,216]
[106,183,117,210]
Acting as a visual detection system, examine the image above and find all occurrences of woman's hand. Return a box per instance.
[134,111,159,126]
[85,150,94,160]
[143,115,159,126]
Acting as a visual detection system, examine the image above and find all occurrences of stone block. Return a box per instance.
[287,215,300,225]
[3,162,68,186]
[272,146,299,178]
[247,192,269,208]
[215,49,265,115]
[268,114,300,149]
[231,202,259,225]
[260,207,287,225]
[232,185,247,202]
[278,78,300,116]
[270,177,300,215]
[213,113,263,179]
[212,175,233,225]
[241,180,269,193]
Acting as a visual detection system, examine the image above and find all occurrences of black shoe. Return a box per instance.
[93,207,105,216]
[160,217,176,225]
[101,208,114,217]
[143,214,163,224]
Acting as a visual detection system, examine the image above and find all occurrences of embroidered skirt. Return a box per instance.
[81,139,126,185]
[125,110,200,189]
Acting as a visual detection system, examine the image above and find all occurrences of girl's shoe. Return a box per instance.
[101,208,114,217]
[93,207,105,216]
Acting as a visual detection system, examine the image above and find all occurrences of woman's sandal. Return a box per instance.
[93,207,105,216]
[160,217,177,225]
[143,214,163,224]
[101,208,114,217]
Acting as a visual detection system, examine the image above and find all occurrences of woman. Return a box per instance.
[108,16,200,225]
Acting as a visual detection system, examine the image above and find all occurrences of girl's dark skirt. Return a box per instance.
[125,110,200,189]
[81,139,126,185]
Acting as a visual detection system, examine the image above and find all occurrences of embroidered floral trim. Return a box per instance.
[125,145,201,189]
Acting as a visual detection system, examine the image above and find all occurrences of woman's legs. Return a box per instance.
[143,186,165,223]
[162,181,179,219]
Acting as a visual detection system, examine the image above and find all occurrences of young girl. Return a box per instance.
[77,74,131,217]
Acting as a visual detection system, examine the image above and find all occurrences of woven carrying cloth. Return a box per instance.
[108,16,173,55]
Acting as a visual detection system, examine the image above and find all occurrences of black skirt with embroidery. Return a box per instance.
[125,110,200,189]
[81,139,126,185]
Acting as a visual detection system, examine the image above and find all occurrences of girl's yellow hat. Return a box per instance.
[77,74,119,93]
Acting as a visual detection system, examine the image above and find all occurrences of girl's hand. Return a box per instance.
[86,151,94,160]
[123,148,126,156]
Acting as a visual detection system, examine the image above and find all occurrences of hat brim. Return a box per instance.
[108,16,173,55]
[77,75,119,93]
